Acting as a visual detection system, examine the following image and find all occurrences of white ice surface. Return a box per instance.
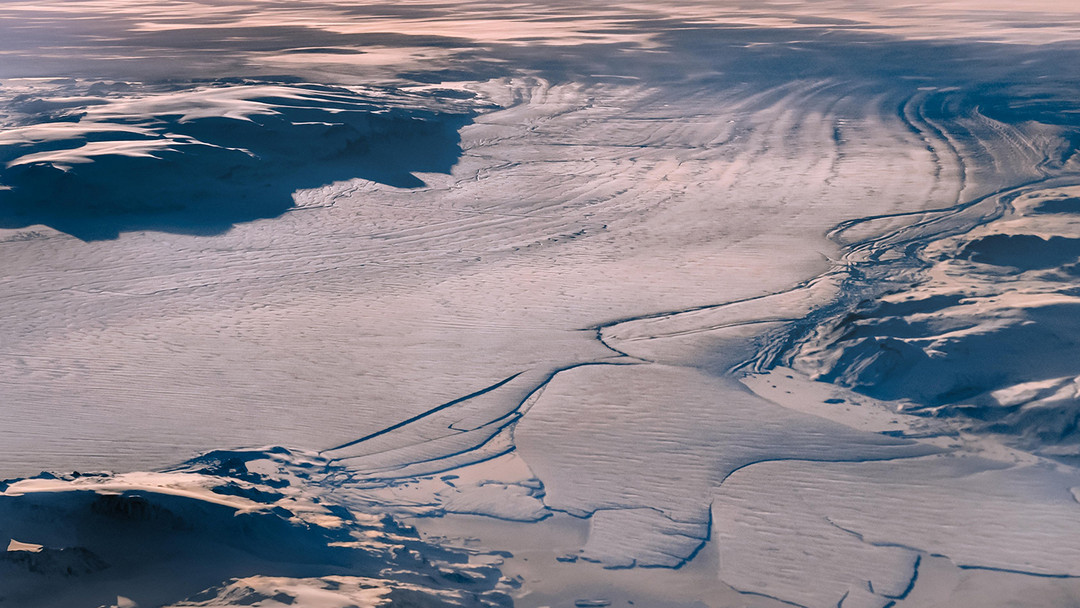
[3,2,1080,607]
[1,72,963,476]
[515,363,935,566]
[714,456,1080,608]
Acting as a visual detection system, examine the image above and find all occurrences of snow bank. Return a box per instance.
[788,184,1080,460]
[0,80,475,239]
[0,447,513,608]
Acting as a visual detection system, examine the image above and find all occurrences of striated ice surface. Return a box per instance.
[4,1,1080,606]
[714,456,1080,607]
[515,363,936,566]
[579,508,709,569]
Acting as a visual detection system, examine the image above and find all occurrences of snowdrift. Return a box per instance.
[0,82,474,239]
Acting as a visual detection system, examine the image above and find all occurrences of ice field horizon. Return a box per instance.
[3,2,1080,607]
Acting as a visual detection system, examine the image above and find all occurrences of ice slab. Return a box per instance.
[713,456,1080,607]
[515,363,936,566]
[579,508,709,569]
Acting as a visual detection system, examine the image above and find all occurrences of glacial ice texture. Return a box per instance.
[3,1,1080,607]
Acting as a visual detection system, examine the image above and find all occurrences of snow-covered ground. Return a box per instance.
[3,1,1080,607]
